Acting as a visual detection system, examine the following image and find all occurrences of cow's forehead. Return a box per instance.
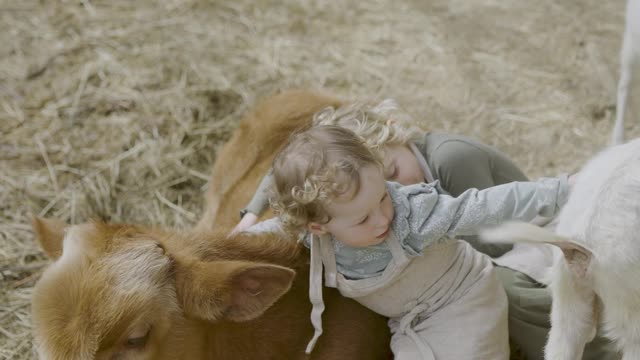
[100,241,174,297]
[50,223,172,296]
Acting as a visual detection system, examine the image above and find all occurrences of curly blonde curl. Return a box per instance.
[312,98,423,151]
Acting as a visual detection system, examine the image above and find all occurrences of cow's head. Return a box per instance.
[31,217,295,360]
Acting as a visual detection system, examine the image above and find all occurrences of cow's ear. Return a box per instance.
[32,217,67,260]
[554,241,593,279]
[175,260,295,322]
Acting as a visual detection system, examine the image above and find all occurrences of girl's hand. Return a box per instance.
[229,212,259,237]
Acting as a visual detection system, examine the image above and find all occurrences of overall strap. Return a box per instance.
[409,142,435,183]
[318,234,338,287]
[306,234,325,354]
[305,233,340,354]
[386,231,410,265]
[395,304,437,360]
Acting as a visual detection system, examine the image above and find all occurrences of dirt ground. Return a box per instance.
[0,0,635,358]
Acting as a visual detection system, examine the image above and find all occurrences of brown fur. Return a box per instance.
[31,89,390,360]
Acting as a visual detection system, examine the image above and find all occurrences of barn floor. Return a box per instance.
[0,0,636,358]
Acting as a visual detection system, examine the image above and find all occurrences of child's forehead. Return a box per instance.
[329,186,358,206]
[332,165,382,197]
[325,166,386,214]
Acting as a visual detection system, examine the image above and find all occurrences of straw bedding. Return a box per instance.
[0,0,635,358]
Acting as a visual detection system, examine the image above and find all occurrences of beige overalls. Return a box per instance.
[303,142,509,359]
[306,231,509,360]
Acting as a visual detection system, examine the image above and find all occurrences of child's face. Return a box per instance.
[383,144,424,185]
[309,165,394,248]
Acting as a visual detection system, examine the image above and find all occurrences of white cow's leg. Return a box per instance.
[545,264,596,360]
[612,30,633,146]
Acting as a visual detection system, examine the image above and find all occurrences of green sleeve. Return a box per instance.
[243,170,273,216]
[430,138,528,197]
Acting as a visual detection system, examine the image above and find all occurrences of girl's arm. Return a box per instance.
[230,170,274,235]
[424,135,529,256]
[243,169,274,216]
[392,176,569,253]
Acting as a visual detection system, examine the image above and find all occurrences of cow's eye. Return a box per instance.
[126,325,151,348]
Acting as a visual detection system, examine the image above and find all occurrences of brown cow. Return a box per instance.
[31,90,391,360]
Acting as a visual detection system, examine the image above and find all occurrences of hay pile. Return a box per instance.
[0,0,632,358]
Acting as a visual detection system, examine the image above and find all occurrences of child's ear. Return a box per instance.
[307,222,328,236]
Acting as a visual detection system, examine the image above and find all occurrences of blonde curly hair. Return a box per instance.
[312,98,423,152]
[271,125,383,230]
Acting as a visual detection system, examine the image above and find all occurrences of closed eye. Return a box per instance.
[357,216,368,225]
[126,325,151,349]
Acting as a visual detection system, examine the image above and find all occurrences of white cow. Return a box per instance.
[612,0,640,145]
[481,138,640,360]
